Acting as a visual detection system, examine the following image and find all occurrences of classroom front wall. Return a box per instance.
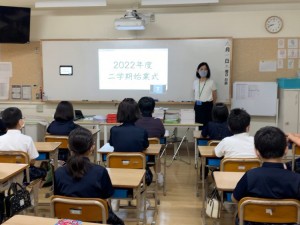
[30,10,300,40]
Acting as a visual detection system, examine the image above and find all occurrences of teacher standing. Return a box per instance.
[193,62,217,127]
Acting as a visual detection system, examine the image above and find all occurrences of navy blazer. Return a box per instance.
[47,120,79,135]
[109,122,149,152]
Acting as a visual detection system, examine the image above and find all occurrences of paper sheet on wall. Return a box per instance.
[0,62,12,77]
[11,85,21,99]
[0,78,9,100]
[22,85,32,100]
[259,60,277,72]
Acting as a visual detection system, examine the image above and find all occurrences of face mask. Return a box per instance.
[199,70,207,77]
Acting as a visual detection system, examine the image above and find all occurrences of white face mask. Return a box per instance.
[199,70,208,77]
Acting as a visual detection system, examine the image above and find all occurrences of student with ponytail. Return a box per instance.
[54,127,124,225]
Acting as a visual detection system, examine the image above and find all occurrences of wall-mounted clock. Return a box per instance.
[265,16,283,33]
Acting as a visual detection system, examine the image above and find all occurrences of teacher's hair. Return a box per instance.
[67,127,93,179]
[196,62,211,79]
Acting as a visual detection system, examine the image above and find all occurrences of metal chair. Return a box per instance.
[51,195,108,223]
[238,197,300,225]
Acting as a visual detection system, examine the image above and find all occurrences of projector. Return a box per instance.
[114,18,146,30]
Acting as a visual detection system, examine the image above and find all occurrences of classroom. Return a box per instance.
[0,0,300,225]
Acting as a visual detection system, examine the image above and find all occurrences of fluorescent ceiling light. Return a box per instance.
[141,0,218,5]
[35,0,107,8]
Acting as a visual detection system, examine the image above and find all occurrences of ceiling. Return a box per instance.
[1,0,300,15]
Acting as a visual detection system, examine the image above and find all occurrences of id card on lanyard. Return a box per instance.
[197,80,206,105]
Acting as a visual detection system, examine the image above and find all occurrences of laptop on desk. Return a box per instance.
[74,110,85,121]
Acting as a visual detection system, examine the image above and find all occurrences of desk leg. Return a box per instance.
[104,125,108,144]
[50,150,58,171]
[194,126,199,169]
[163,145,167,196]
[201,156,206,225]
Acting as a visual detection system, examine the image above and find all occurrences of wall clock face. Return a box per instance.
[265,16,283,33]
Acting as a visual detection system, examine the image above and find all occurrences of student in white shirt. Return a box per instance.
[214,108,256,158]
[0,107,46,180]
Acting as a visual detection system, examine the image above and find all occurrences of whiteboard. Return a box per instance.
[232,82,278,116]
[42,39,232,102]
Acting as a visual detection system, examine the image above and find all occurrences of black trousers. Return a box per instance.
[194,101,213,126]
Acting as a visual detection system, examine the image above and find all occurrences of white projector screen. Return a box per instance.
[98,49,168,90]
[42,39,232,102]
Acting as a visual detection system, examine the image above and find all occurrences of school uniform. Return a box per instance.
[233,162,300,225]
[47,119,79,135]
[201,121,233,140]
[214,132,256,158]
[135,116,165,138]
[54,158,114,199]
[0,130,39,159]
[109,122,149,152]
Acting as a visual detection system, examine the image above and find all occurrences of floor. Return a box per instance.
[35,149,236,225]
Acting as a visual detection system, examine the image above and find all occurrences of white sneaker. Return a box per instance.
[111,199,120,212]
[157,173,164,187]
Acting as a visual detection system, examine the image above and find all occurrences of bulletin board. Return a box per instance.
[232,38,300,82]
[0,42,42,101]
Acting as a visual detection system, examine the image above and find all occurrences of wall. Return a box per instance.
[2,7,300,139]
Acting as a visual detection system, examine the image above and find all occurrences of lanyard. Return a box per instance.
[199,80,207,98]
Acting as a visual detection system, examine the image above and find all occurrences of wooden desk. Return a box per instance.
[214,171,244,191]
[98,122,201,167]
[34,142,61,170]
[2,215,106,225]
[107,168,146,224]
[99,144,162,209]
[0,163,28,192]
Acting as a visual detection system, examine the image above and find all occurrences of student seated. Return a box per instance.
[201,102,232,140]
[285,133,300,171]
[0,107,46,181]
[47,101,80,161]
[232,126,300,225]
[135,96,165,186]
[214,108,256,158]
[109,98,149,152]
[54,127,124,225]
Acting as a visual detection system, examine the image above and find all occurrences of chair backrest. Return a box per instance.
[51,195,108,223]
[148,137,160,144]
[208,140,221,146]
[0,151,30,182]
[238,197,300,225]
[220,158,261,172]
[293,143,300,155]
[106,152,146,169]
[45,134,68,149]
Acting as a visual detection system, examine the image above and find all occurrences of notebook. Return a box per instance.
[74,110,84,121]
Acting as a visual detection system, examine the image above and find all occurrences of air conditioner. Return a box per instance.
[114,17,146,30]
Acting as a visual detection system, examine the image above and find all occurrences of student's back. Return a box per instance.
[201,103,232,140]
[135,96,165,139]
[109,98,149,152]
[47,101,79,135]
[214,108,256,158]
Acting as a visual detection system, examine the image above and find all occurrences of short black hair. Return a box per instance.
[117,98,140,123]
[138,96,155,117]
[2,107,22,129]
[196,62,211,79]
[228,108,251,134]
[54,101,74,121]
[254,126,287,159]
[212,103,229,123]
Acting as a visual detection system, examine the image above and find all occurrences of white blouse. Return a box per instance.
[193,79,217,102]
